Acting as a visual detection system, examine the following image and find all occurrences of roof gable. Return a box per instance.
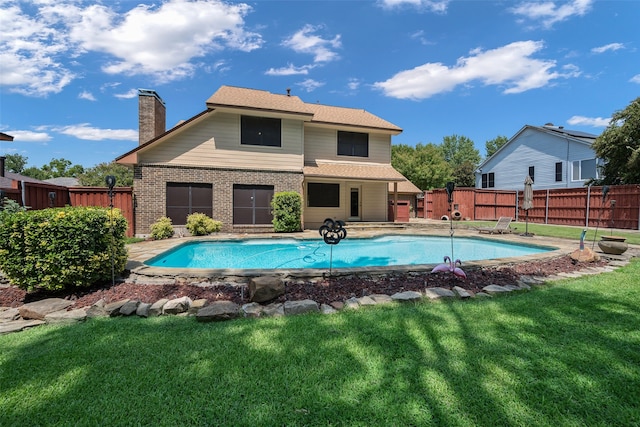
[478,124,598,169]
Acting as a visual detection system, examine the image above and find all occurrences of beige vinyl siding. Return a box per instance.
[304,127,391,164]
[361,182,388,221]
[140,112,304,171]
[303,179,388,229]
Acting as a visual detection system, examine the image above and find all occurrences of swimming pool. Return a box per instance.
[145,235,554,270]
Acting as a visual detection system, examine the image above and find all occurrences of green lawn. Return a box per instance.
[461,220,640,245]
[1,260,640,426]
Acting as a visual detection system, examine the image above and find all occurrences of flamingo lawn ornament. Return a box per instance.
[431,256,467,279]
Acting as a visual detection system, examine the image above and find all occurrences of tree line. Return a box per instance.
[3,155,133,187]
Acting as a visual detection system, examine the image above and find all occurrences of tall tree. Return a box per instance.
[78,162,134,187]
[592,96,640,184]
[485,135,508,158]
[439,135,481,187]
[391,143,452,190]
[3,154,28,173]
[41,158,85,178]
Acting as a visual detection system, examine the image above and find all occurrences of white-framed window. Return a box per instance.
[572,158,604,181]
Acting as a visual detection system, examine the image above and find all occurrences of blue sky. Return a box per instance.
[1,0,638,169]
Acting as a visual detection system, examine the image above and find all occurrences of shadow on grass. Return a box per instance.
[1,265,640,426]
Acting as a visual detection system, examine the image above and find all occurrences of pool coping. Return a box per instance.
[125,226,584,284]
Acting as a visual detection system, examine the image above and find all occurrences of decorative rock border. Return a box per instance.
[1,261,630,335]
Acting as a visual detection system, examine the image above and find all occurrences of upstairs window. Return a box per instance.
[337,131,368,157]
[555,162,563,182]
[572,158,603,181]
[481,172,495,188]
[528,166,535,183]
[241,116,281,147]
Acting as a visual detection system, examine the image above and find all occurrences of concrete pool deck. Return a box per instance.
[125,220,638,284]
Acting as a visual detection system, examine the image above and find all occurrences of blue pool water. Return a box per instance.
[146,235,553,270]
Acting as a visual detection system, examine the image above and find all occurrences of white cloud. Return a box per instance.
[78,91,96,101]
[567,115,610,127]
[374,40,579,100]
[630,74,640,84]
[53,124,137,141]
[511,0,593,28]
[378,0,449,13]
[347,78,361,91]
[0,3,77,96]
[591,43,625,54]
[265,64,312,76]
[296,79,324,92]
[282,25,341,63]
[3,130,52,142]
[0,0,262,94]
[114,89,138,99]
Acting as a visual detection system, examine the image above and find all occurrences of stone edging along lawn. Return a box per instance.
[0,262,626,336]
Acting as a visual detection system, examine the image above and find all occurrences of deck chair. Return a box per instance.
[477,217,513,234]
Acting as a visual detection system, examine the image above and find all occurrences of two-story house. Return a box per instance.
[475,124,600,191]
[116,86,406,236]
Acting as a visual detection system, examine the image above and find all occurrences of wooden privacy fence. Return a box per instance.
[424,185,640,230]
[1,181,134,237]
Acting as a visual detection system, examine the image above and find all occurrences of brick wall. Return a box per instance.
[133,164,304,236]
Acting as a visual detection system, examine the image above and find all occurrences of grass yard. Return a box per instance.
[1,259,639,426]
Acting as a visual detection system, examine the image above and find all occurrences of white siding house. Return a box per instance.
[475,124,601,191]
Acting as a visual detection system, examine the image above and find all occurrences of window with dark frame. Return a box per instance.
[528,166,535,183]
[481,173,495,188]
[166,183,213,225]
[240,115,281,147]
[555,162,563,182]
[337,131,368,157]
[232,184,274,225]
[308,183,340,207]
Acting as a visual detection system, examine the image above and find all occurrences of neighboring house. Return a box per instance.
[45,177,80,187]
[116,86,406,235]
[475,124,600,191]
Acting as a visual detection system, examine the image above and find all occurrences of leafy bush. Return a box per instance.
[150,216,174,240]
[185,213,222,236]
[271,191,302,232]
[0,206,128,292]
[0,198,28,214]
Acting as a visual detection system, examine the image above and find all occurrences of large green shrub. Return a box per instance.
[0,206,128,291]
[150,216,174,240]
[271,191,302,232]
[186,213,222,236]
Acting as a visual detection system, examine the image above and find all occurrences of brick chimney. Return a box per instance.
[138,89,166,145]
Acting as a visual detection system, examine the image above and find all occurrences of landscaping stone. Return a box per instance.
[344,297,360,309]
[516,281,531,290]
[0,307,20,323]
[44,308,87,324]
[503,284,522,291]
[321,304,337,315]
[86,299,108,318]
[249,276,285,303]
[424,287,456,300]
[569,247,600,263]
[391,291,422,302]
[119,300,140,316]
[105,299,131,317]
[483,285,510,294]
[148,298,169,317]
[136,302,151,317]
[189,299,208,315]
[370,294,393,304]
[453,286,473,299]
[357,296,377,306]
[262,303,285,317]
[196,301,240,322]
[475,292,492,298]
[242,302,263,318]
[19,298,74,320]
[284,299,319,315]
[163,296,192,315]
[330,301,344,310]
[0,319,45,335]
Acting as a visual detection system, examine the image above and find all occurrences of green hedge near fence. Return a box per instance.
[0,206,128,291]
